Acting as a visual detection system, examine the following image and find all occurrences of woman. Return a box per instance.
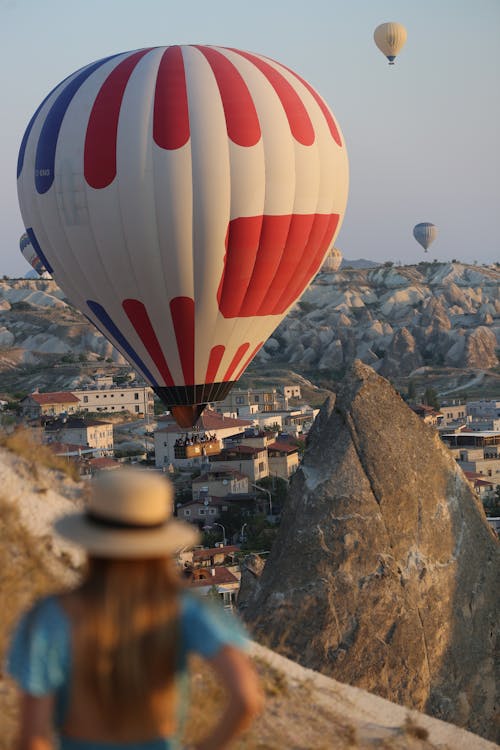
[7,468,262,750]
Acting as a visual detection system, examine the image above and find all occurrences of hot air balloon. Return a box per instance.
[413,222,438,252]
[17,45,348,426]
[322,246,343,273]
[374,22,407,65]
[19,231,50,277]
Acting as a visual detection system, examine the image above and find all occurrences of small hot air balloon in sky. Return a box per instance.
[321,246,343,273]
[19,231,49,276]
[413,222,438,252]
[374,22,407,65]
[17,45,349,426]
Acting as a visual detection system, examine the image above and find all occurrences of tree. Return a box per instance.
[423,386,440,410]
[483,486,500,518]
[407,380,417,402]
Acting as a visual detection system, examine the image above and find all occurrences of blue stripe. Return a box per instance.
[86,301,159,386]
[17,72,75,179]
[34,54,121,194]
[19,233,30,251]
[26,227,53,273]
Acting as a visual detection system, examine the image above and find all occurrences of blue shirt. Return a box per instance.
[7,592,248,750]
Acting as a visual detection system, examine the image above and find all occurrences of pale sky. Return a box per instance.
[1,0,499,276]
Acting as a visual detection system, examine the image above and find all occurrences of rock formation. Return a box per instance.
[258,261,500,375]
[242,361,499,741]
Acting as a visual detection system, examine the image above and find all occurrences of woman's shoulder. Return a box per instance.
[7,594,71,694]
[18,594,69,631]
[178,591,249,657]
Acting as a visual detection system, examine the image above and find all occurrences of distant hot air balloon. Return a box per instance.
[17,45,349,426]
[322,246,343,273]
[374,22,407,65]
[413,222,438,252]
[19,232,49,276]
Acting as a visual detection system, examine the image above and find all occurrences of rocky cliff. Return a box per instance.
[241,361,500,741]
[258,261,499,376]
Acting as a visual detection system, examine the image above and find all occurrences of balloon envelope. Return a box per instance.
[17,45,349,425]
[322,246,343,272]
[19,232,49,276]
[374,22,407,64]
[413,222,437,251]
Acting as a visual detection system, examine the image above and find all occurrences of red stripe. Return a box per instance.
[239,215,292,316]
[275,58,342,146]
[85,49,152,188]
[196,46,260,147]
[259,214,315,313]
[122,298,175,386]
[205,345,225,383]
[154,46,190,150]
[217,214,339,318]
[275,213,339,311]
[234,341,264,381]
[222,343,250,382]
[170,297,195,385]
[217,216,263,318]
[230,49,314,146]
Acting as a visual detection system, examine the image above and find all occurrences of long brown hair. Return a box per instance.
[71,556,182,729]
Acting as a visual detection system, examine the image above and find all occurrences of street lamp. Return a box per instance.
[240,522,248,543]
[250,482,273,516]
[213,522,227,547]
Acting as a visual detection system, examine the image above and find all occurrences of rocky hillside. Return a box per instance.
[258,261,500,379]
[241,361,500,742]
[0,262,498,396]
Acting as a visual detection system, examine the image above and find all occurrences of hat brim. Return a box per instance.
[54,513,200,558]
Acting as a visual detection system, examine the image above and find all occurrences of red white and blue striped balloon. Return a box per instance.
[19,232,48,276]
[17,45,349,426]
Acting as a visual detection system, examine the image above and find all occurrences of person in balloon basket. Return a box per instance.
[6,469,263,750]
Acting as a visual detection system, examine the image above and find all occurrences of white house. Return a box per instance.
[72,379,154,416]
[44,417,114,456]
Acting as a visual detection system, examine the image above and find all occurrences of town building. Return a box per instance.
[441,431,500,479]
[209,444,269,482]
[44,417,114,456]
[439,402,467,427]
[283,385,302,400]
[192,469,249,500]
[21,391,81,419]
[267,440,300,480]
[466,400,500,420]
[72,377,154,416]
[215,387,285,416]
[410,404,442,426]
[154,410,252,469]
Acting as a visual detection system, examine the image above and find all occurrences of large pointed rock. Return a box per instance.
[242,361,499,741]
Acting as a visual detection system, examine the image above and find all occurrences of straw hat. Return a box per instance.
[54,468,200,557]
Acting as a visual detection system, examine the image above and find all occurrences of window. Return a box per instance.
[236,396,243,404]
[134,393,139,400]
[96,395,99,399]
[209,508,217,515]
[198,508,206,515]
[83,396,88,403]
[259,461,265,472]
[184,509,191,516]
[135,405,140,413]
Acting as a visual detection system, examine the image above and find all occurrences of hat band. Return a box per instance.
[87,511,167,530]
